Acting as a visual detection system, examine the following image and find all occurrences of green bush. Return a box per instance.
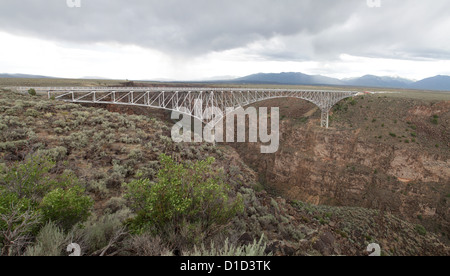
[40,186,93,231]
[431,116,439,125]
[28,89,37,96]
[1,154,55,200]
[415,224,427,236]
[125,154,244,240]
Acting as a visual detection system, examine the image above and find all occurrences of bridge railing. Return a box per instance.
[9,86,360,94]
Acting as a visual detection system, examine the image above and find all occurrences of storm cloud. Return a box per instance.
[1,0,449,61]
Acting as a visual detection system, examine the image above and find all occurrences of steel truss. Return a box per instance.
[15,87,359,128]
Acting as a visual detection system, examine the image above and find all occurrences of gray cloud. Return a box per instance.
[0,0,449,61]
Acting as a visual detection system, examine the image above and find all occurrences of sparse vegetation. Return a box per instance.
[0,87,448,256]
[185,235,270,256]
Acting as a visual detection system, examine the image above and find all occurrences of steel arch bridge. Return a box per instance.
[15,87,361,128]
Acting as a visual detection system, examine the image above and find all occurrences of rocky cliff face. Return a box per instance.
[232,95,450,243]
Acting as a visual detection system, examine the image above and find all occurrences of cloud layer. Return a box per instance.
[1,0,449,61]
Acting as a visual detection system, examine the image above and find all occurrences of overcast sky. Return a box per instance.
[1,0,450,81]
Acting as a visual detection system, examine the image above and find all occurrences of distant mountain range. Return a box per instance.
[0,73,53,79]
[230,72,450,91]
[2,72,450,91]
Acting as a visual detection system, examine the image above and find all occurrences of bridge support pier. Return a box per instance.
[321,109,330,129]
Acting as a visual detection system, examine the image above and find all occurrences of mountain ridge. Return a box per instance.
[0,73,54,79]
[1,72,450,91]
[230,72,450,91]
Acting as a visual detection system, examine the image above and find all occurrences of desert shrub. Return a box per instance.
[80,211,130,254]
[281,224,305,242]
[35,101,51,111]
[92,131,105,142]
[25,108,40,118]
[6,106,23,116]
[0,140,23,152]
[72,110,89,123]
[0,115,25,128]
[65,132,89,149]
[112,161,129,179]
[25,221,67,256]
[55,104,80,110]
[127,234,173,256]
[0,140,27,153]
[134,161,160,180]
[184,235,270,256]
[182,147,194,159]
[258,214,277,228]
[134,167,157,180]
[159,135,172,146]
[36,146,67,162]
[40,186,93,231]
[117,117,136,129]
[105,197,127,214]
[120,135,141,145]
[106,173,125,191]
[0,128,34,142]
[53,119,67,128]
[86,180,109,198]
[124,154,244,244]
[105,133,116,143]
[128,149,143,161]
[89,115,104,126]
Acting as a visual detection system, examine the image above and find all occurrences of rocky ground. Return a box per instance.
[232,94,450,246]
